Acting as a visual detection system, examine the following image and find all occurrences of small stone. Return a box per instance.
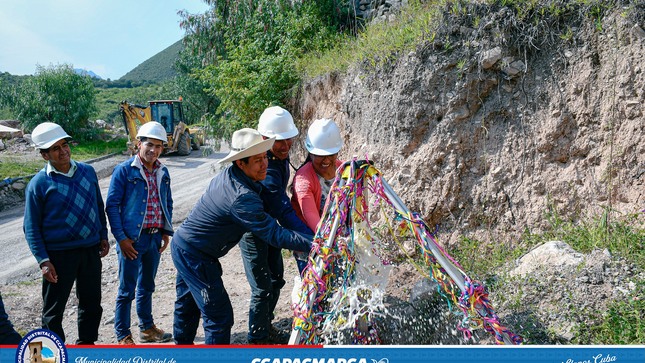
[481,47,502,69]
[104,315,115,325]
[11,181,26,190]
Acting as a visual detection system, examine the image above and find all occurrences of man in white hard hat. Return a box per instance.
[170,128,313,345]
[106,121,174,345]
[24,122,110,344]
[239,106,314,344]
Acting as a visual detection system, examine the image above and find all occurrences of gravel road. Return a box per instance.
[0,149,300,345]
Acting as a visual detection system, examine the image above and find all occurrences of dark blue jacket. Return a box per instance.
[172,164,312,260]
[261,151,313,235]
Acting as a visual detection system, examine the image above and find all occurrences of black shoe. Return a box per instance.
[268,326,289,344]
[247,337,273,345]
[248,326,290,345]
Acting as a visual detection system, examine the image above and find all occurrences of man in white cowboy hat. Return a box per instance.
[170,128,313,345]
[106,121,174,345]
[24,122,110,344]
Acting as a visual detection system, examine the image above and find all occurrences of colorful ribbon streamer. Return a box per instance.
[291,158,522,345]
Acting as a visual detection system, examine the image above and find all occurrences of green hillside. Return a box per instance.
[118,40,182,83]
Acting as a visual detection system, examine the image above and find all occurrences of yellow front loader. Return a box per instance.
[120,100,204,156]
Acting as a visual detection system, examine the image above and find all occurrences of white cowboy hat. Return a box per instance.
[219,128,275,164]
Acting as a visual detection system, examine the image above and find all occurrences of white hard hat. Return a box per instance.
[31,122,71,150]
[136,121,168,143]
[257,106,298,140]
[305,118,342,156]
[219,128,275,164]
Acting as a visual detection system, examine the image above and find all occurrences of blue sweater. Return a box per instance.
[24,161,108,264]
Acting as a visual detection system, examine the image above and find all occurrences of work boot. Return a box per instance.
[248,326,290,345]
[118,335,136,345]
[268,326,290,344]
[140,325,172,343]
[247,337,272,345]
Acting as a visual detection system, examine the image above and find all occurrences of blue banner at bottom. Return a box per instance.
[2,345,644,363]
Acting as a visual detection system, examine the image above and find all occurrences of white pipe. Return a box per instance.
[288,167,349,345]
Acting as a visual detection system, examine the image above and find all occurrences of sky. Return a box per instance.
[0,0,210,80]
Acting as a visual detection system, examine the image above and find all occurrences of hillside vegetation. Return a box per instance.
[0,40,193,130]
[286,0,644,344]
[119,40,183,84]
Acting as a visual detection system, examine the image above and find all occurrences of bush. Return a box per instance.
[10,64,98,140]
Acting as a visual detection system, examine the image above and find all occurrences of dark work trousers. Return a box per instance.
[238,232,286,341]
[0,292,21,344]
[171,242,233,345]
[42,244,103,344]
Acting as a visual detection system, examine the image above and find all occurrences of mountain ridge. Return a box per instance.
[118,39,183,83]
[73,68,102,79]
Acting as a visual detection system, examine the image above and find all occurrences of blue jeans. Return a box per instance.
[238,232,285,341]
[114,232,161,340]
[171,242,233,345]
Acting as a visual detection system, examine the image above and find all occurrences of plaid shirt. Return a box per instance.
[141,159,164,229]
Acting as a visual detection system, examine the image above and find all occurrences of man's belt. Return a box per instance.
[142,227,160,234]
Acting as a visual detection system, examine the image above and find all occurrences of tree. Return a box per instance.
[0,72,26,119]
[0,76,11,119]
[172,49,221,128]
[178,0,342,140]
[12,64,98,139]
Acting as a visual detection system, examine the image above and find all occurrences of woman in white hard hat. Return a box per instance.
[290,118,344,232]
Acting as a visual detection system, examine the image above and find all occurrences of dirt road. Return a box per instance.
[0,149,300,344]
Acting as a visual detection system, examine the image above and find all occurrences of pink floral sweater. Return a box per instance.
[290,159,343,232]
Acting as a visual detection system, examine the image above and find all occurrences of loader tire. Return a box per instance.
[191,137,200,151]
[178,131,191,156]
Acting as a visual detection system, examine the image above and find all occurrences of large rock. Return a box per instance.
[509,241,584,277]
[0,120,20,129]
[0,124,22,139]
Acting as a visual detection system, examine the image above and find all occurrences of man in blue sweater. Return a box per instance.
[171,128,313,345]
[24,122,110,344]
[239,106,313,344]
[106,122,173,345]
